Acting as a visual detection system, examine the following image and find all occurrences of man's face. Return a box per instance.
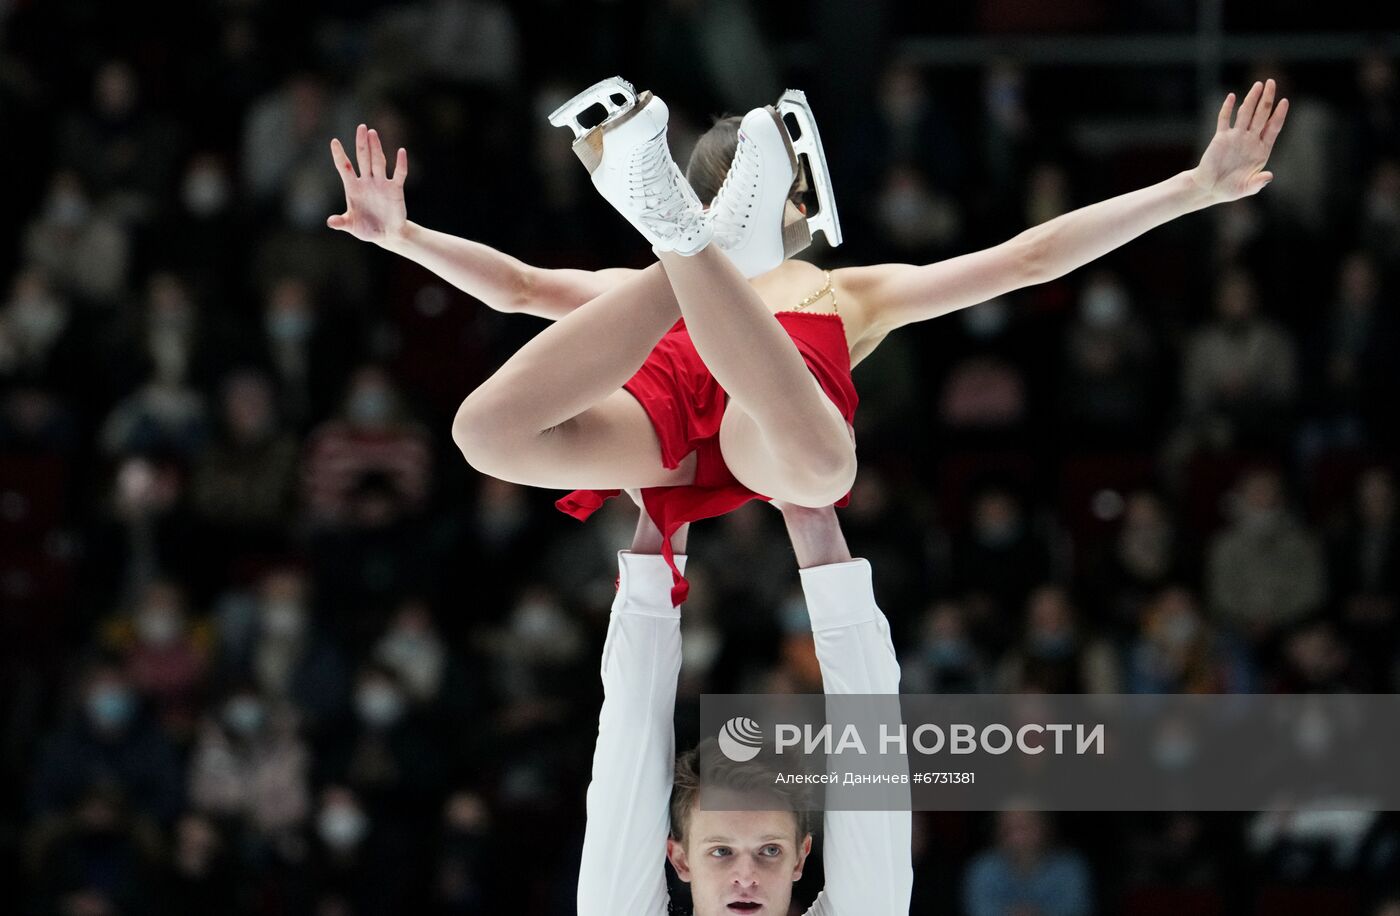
[667,807,811,916]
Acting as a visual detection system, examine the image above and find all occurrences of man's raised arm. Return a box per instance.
[576,510,689,916]
[779,504,913,916]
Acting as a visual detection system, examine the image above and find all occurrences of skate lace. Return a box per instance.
[628,133,701,240]
[710,131,761,245]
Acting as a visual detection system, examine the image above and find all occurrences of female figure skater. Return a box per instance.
[328,77,1289,601]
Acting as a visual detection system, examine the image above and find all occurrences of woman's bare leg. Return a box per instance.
[453,263,696,489]
[655,247,855,505]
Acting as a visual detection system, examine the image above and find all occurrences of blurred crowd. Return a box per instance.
[2,1,1399,914]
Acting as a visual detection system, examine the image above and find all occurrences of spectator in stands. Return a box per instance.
[191,370,300,555]
[241,72,353,203]
[103,578,209,734]
[903,599,988,694]
[1375,897,1400,916]
[1121,812,1224,887]
[371,599,483,729]
[1361,158,1400,268]
[100,276,213,453]
[219,566,350,736]
[54,60,183,214]
[1127,586,1250,694]
[30,660,183,824]
[25,784,164,916]
[1062,269,1156,442]
[319,663,447,822]
[368,0,521,89]
[187,683,311,844]
[162,813,245,916]
[1087,490,1183,630]
[0,267,80,389]
[1330,466,1400,688]
[963,809,1093,916]
[949,486,1054,625]
[1352,49,1399,171]
[22,170,131,305]
[433,790,495,912]
[1303,251,1397,452]
[1275,619,1360,691]
[302,365,432,527]
[1178,266,1297,450]
[308,784,424,916]
[244,276,361,428]
[83,454,205,617]
[996,584,1121,694]
[1207,468,1327,646]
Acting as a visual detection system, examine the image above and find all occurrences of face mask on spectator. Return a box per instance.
[925,638,973,671]
[284,176,330,230]
[1079,282,1128,328]
[47,190,91,228]
[261,601,306,640]
[223,696,265,736]
[1160,611,1199,649]
[1240,505,1284,533]
[265,309,313,343]
[348,388,391,425]
[135,609,181,647]
[1028,631,1075,661]
[961,299,1009,339]
[87,684,136,731]
[378,632,444,697]
[143,384,195,424]
[318,804,369,851]
[9,292,68,344]
[1152,729,1197,770]
[356,683,405,728]
[183,167,230,217]
[974,516,1021,549]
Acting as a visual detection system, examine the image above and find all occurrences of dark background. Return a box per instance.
[2,0,1400,914]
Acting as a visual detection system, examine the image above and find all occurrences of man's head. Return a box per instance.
[667,740,814,915]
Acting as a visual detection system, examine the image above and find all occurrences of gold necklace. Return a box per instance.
[792,270,836,313]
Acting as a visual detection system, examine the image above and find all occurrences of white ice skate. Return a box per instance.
[776,89,842,248]
[708,105,812,278]
[548,76,710,255]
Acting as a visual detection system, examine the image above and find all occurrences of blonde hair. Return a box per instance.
[669,737,815,847]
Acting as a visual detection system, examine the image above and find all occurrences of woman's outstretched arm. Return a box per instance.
[328,124,639,320]
[842,79,1290,337]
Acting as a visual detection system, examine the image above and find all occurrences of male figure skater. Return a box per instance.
[577,496,912,915]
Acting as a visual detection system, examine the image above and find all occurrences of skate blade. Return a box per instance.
[549,78,652,174]
[547,76,637,137]
[761,106,811,259]
[776,89,842,248]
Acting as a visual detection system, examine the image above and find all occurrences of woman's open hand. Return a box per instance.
[1189,79,1290,204]
[327,124,408,245]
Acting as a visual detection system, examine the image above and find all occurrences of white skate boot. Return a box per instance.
[548,77,711,255]
[708,105,812,278]
[776,89,842,248]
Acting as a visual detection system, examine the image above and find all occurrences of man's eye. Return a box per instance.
[762,845,782,856]
[709,847,731,857]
